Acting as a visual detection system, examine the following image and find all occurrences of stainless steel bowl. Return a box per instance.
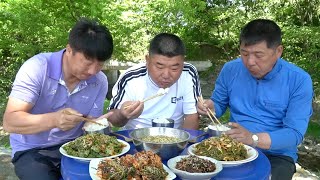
[129,127,190,160]
[152,118,174,128]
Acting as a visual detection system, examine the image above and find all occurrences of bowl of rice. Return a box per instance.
[207,124,231,137]
[83,118,110,135]
[152,118,174,128]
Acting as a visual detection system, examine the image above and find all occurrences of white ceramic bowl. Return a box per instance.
[188,143,259,167]
[89,159,176,180]
[207,124,231,136]
[59,139,130,162]
[83,118,110,135]
[167,155,223,180]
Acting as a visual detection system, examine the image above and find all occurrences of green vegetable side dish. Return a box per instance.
[194,134,247,161]
[63,134,126,158]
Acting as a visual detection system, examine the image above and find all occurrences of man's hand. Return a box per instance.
[105,101,144,127]
[120,101,144,120]
[224,122,253,145]
[97,111,114,120]
[197,99,215,116]
[54,108,84,131]
[225,122,271,149]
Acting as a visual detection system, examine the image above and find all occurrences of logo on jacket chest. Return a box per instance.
[171,96,183,103]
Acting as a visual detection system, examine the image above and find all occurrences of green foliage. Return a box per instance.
[103,99,121,131]
[0,95,7,125]
[0,0,319,124]
[306,121,320,137]
[0,135,10,148]
[103,99,110,114]
[219,108,230,124]
[281,26,320,95]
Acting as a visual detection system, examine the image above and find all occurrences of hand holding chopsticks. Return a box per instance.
[63,110,106,127]
[124,88,169,110]
[198,96,222,125]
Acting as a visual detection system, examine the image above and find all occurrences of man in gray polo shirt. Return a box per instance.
[3,18,113,180]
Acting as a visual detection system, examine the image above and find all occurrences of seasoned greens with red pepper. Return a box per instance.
[63,134,126,158]
[194,134,247,161]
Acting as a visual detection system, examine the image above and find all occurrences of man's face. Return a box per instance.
[146,54,184,88]
[240,41,283,79]
[65,45,104,80]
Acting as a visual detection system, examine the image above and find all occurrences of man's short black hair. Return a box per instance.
[149,33,185,57]
[240,19,282,48]
[68,18,113,62]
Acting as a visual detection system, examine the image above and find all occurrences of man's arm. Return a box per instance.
[181,63,201,129]
[106,101,144,127]
[106,109,128,127]
[268,75,313,150]
[3,97,84,134]
[226,122,272,149]
[182,113,199,129]
[253,133,271,149]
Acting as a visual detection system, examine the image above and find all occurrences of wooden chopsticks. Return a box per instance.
[198,96,222,125]
[141,93,166,102]
[63,110,107,126]
[123,90,168,110]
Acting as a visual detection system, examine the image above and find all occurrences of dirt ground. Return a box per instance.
[0,150,18,180]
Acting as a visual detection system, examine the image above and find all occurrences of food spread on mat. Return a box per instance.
[63,133,126,158]
[96,151,168,180]
[193,134,247,161]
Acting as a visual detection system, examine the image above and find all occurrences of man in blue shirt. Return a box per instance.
[197,19,313,180]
